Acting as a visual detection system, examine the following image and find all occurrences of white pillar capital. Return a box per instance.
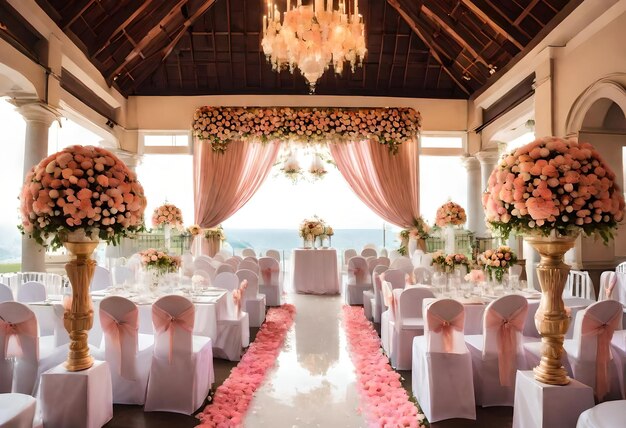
[475,149,501,166]
[109,148,142,171]
[461,155,481,171]
[11,100,62,127]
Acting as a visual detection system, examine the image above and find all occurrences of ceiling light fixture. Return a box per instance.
[261,0,367,93]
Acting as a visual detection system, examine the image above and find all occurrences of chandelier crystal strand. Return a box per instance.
[262,0,366,93]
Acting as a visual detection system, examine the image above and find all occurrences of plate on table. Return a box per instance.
[193,296,220,304]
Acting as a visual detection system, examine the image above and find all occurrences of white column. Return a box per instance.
[13,101,61,272]
[475,149,500,237]
[461,155,483,236]
[108,147,142,172]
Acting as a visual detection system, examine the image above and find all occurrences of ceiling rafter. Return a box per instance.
[59,0,96,30]
[106,0,190,83]
[514,0,540,25]
[459,0,526,50]
[387,0,471,95]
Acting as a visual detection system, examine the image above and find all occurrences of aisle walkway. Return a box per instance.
[244,293,366,427]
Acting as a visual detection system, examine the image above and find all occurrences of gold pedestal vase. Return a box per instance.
[525,234,577,385]
[62,239,99,371]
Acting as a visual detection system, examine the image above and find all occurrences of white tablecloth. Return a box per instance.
[291,249,340,295]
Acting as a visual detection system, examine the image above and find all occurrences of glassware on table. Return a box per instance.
[432,272,447,295]
[520,279,528,290]
[448,274,461,298]
[508,274,520,292]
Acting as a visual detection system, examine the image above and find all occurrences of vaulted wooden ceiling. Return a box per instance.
[35,0,579,99]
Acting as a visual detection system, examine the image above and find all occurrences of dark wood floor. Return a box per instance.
[105,314,513,428]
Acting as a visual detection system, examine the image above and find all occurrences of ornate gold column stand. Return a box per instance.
[63,240,98,371]
[525,235,577,385]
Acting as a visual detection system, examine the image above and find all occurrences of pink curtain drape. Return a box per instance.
[193,139,280,228]
[329,139,420,228]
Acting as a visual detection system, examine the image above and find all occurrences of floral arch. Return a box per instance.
[191,106,422,232]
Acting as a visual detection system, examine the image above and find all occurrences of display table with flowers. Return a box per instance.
[291,249,340,295]
[299,216,333,248]
[435,201,467,254]
[152,203,183,251]
[484,136,625,386]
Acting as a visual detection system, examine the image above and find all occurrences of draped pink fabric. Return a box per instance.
[0,315,37,359]
[100,307,139,380]
[330,138,419,228]
[348,266,367,283]
[193,139,281,227]
[428,311,464,353]
[232,289,242,316]
[382,281,395,316]
[485,306,526,387]
[261,267,278,285]
[582,310,622,400]
[152,305,194,363]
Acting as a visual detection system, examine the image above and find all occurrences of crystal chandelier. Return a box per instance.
[261,0,367,93]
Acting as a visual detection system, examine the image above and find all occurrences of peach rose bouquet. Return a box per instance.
[205,225,226,241]
[483,137,625,242]
[479,246,517,282]
[19,145,146,249]
[139,248,181,274]
[435,201,467,227]
[152,203,183,228]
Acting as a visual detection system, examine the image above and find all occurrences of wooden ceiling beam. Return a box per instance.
[124,0,216,91]
[106,0,190,83]
[514,0,540,25]
[59,0,96,30]
[387,0,470,95]
[460,0,526,50]
[92,0,159,58]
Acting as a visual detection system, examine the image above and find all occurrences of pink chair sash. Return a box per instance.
[605,273,617,300]
[0,315,37,359]
[382,282,395,316]
[261,267,278,285]
[232,289,242,316]
[484,305,526,386]
[427,311,463,353]
[152,305,194,363]
[405,273,414,286]
[582,310,622,400]
[349,266,366,283]
[100,308,139,380]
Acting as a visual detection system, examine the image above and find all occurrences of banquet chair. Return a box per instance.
[465,294,528,407]
[343,249,357,268]
[363,265,388,322]
[380,269,406,313]
[361,248,377,258]
[266,249,281,264]
[390,256,414,277]
[90,266,113,291]
[236,269,266,327]
[192,270,212,288]
[617,262,626,273]
[224,257,240,270]
[214,280,250,361]
[566,270,595,300]
[195,255,213,264]
[241,248,257,258]
[412,299,476,423]
[363,243,377,250]
[194,258,217,283]
[0,302,66,395]
[419,253,433,268]
[388,249,402,262]
[344,256,372,305]
[213,254,226,263]
[0,283,14,302]
[243,256,258,264]
[598,271,617,301]
[258,257,282,306]
[145,295,213,414]
[386,286,435,369]
[16,282,46,303]
[577,400,626,428]
[368,257,389,274]
[526,300,623,402]
[413,267,433,285]
[96,296,154,404]
[213,272,239,291]
[0,392,38,428]
[239,260,260,275]
[611,330,626,399]
[379,248,389,257]
[216,264,235,275]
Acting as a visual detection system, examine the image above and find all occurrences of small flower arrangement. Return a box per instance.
[186,224,202,236]
[324,225,334,236]
[299,216,326,240]
[139,248,181,274]
[430,251,447,272]
[465,269,486,284]
[205,225,226,241]
[479,246,517,282]
[398,217,430,255]
[152,203,183,228]
[435,201,467,227]
[483,137,625,242]
[18,145,146,249]
[444,253,471,271]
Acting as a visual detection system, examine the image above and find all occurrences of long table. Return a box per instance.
[291,248,340,295]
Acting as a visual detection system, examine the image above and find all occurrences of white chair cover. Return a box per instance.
[0,392,37,428]
[213,272,239,291]
[379,269,406,313]
[213,254,225,263]
[236,269,266,328]
[379,248,389,257]
[144,295,213,414]
[214,282,250,361]
[16,282,46,303]
[345,256,372,305]
[567,270,596,300]
[216,249,232,260]
[387,287,435,369]
[238,260,259,274]
[224,257,240,270]
[0,284,13,303]
[193,259,217,283]
[265,249,281,263]
[611,330,626,399]
[390,256,414,277]
[216,264,235,275]
[413,299,476,423]
[89,266,113,291]
[413,267,433,285]
[97,296,154,405]
[368,265,389,323]
[241,248,257,258]
[465,294,528,407]
[258,257,282,306]
[617,262,626,273]
[343,249,357,268]
[577,400,626,428]
[360,248,377,258]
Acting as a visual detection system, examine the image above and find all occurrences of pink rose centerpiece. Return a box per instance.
[299,216,331,248]
[465,269,486,284]
[483,136,624,241]
[435,201,467,227]
[139,248,181,275]
[152,203,183,228]
[478,246,517,283]
[19,145,146,249]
